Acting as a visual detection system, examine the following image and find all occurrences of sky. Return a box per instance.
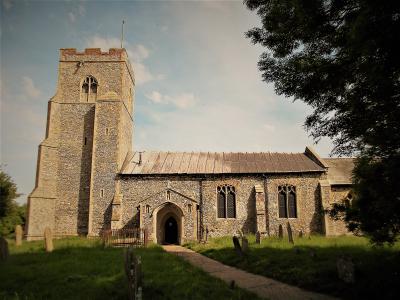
[0,0,334,203]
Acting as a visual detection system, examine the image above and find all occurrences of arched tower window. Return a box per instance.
[278,185,297,218]
[344,192,353,208]
[80,76,98,102]
[217,185,236,218]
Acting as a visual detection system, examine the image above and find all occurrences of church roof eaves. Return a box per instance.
[119,151,327,175]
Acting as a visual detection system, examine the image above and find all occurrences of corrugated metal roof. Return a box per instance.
[325,158,354,185]
[120,151,326,175]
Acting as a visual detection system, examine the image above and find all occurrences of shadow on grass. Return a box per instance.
[1,240,259,300]
[0,245,127,299]
[196,242,400,299]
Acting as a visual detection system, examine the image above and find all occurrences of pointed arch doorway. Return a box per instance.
[153,202,184,245]
[164,216,178,244]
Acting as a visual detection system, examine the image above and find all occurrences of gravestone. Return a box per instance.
[44,227,54,252]
[309,249,316,258]
[232,236,243,257]
[241,236,249,253]
[255,231,261,244]
[299,230,303,238]
[287,222,294,244]
[337,256,355,283]
[125,246,143,300]
[278,225,283,239]
[0,237,9,261]
[15,225,23,246]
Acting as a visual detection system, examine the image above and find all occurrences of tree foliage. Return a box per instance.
[0,169,25,236]
[245,0,400,244]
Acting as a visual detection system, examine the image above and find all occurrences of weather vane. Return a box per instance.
[121,20,125,48]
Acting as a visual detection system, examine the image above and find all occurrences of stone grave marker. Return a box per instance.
[0,237,9,261]
[287,222,294,244]
[337,256,355,283]
[125,246,143,300]
[255,231,261,244]
[44,227,54,252]
[309,249,317,258]
[232,236,243,257]
[241,236,249,253]
[15,225,23,246]
[278,224,283,239]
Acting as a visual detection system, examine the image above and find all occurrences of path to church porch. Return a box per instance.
[163,245,337,300]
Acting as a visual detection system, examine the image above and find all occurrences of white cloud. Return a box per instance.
[85,35,162,85]
[166,93,196,109]
[145,91,196,109]
[22,76,41,98]
[146,91,163,104]
[129,45,149,61]
[263,124,275,132]
[85,35,120,50]
[78,3,85,16]
[68,12,76,23]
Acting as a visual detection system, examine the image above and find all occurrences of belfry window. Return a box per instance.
[80,76,98,102]
[278,185,297,218]
[217,185,236,218]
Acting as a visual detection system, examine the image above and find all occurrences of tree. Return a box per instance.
[245,0,400,244]
[0,169,25,236]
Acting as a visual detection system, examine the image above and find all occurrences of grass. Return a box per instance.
[185,235,400,299]
[0,238,260,300]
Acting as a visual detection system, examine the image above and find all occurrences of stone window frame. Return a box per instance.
[343,192,353,208]
[80,75,98,102]
[216,184,236,219]
[278,184,297,219]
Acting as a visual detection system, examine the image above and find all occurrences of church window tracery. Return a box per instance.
[278,185,297,218]
[217,185,236,218]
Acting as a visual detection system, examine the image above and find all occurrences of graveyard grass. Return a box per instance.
[0,238,260,300]
[185,235,400,299]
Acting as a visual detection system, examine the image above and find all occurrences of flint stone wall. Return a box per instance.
[327,186,352,235]
[266,173,324,236]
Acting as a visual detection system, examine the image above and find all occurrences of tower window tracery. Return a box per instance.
[80,76,98,102]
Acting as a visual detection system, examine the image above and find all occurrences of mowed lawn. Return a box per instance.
[186,235,400,299]
[0,238,260,300]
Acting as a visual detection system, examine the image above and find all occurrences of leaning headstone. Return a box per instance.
[287,222,294,244]
[298,230,303,238]
[241,236,249,253]
[278,224,283,239]
[15,225,23,246]
[0,237,9,261]
[232,236,243,257]
[337,256,355,283]
[44,227,54,252]
[255,231,261,244]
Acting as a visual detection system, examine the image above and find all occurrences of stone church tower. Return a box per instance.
[26,48,134,240]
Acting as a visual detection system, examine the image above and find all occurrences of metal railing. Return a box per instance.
[101,228,148,247]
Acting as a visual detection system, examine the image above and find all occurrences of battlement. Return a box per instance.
[60,48,129,62]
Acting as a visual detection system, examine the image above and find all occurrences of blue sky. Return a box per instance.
[1,0,334,203]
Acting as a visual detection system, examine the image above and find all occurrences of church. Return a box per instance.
[26,48,353,243]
